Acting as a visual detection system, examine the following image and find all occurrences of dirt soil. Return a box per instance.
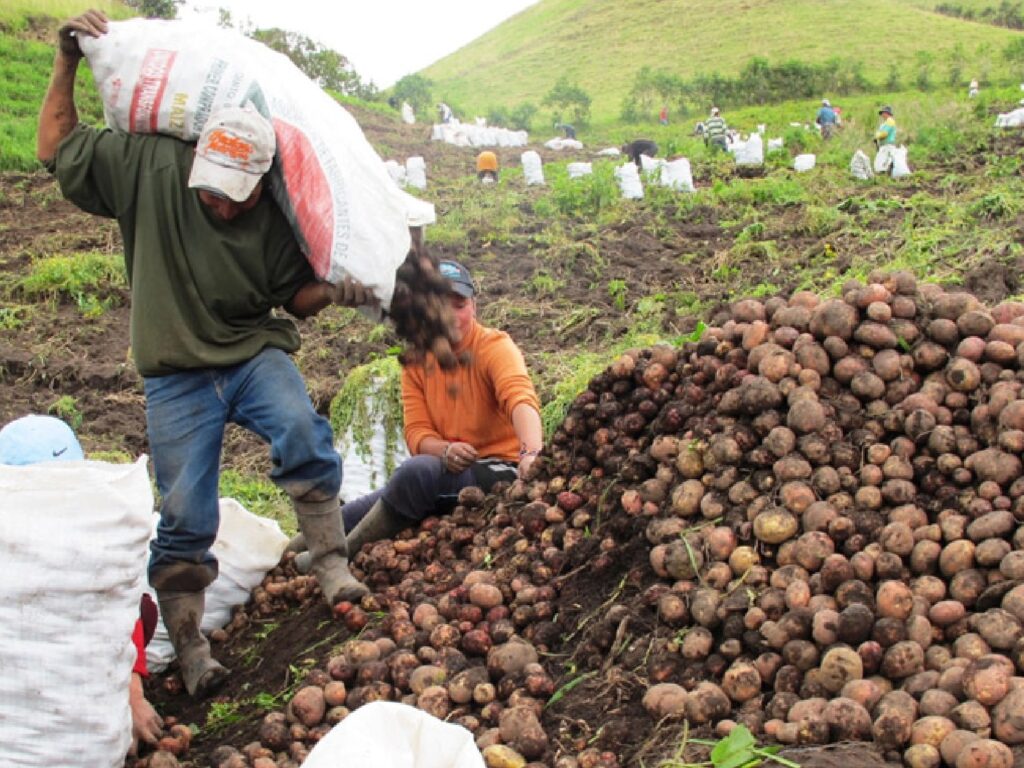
[2,105,1023,768]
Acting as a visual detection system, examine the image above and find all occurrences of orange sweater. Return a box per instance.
[402,320,540,461]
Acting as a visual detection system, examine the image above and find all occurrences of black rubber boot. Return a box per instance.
[157,591,229,698]
[294,499,369,607]
[345,498,409,553]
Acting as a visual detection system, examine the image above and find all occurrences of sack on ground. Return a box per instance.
[521,150,545,185]
[614,162,644,199]
[995,107,1024,128]
[891,145,912,179]
[850,149,874,180]
[302,701,484,768]
[874,144,897,174]
[660,158,695,192]
[146,498,288,673]
[567,162,593,179]
[0,458,152,768]
[79,19,431,309]
[734,133,764,166]
[406,156,427,190]
[793,154,816,172]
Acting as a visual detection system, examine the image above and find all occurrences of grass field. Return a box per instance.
[421,0,1024,122]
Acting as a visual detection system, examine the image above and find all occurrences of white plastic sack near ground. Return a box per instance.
[596,147,621,156]
[337,382,410,502]
[384,160,407,186]
[660,158,695,192]
[406,156,427,190]
[521,150,545,186]
[639,154,662,174]
[79,19,432,309]
[615,162,644,199]
[0,458,152,768]
[567,162,592,179]
[146,498,288,672]
[891,146,912,179]
[303,701,484,768]
[850,150,874,180]
[544,137,583,150]
[874,144,897,174]
[995,108,1024,128]
[734,133,764,165]
[432,122,527,148]
[400,102,415,124]
[793,154,816,172]
[767,138,784,151]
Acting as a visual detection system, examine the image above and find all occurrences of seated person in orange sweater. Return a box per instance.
[339,259,542,551]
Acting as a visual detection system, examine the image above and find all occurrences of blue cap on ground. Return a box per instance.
[0,415,85,465]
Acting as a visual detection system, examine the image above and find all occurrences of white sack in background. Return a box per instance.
[406,156,427,190]
[794,154,816,172]
[0,458,152,768]
[567,162,592,179]
[521,150,545,186]
[615,162,644,199]
[891,146,912,179]
[850,150,874,180]
[660,158,695,192]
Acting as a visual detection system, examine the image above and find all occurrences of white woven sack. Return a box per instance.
[521,151,545,185]
[400,102,415,124]
[0,458,152,767]
[794,154,816,172]
[874,144,897,174]
[615,162,644,199]
[850,150,874,180]
[567,162,592,179]
[891,146,912,179]
[303,701,484,768]
[735,133,764,166]
[406,156,427,190]
[660,158,694,192]
[146,498,288,672]
[79,19,431,309]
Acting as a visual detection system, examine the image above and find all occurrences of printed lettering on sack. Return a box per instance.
[167,92,188,135]
[129,49,177,132]
[107,76,123,113]
[192,58,229,134]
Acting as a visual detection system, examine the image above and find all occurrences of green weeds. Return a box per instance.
[17,251,125,316]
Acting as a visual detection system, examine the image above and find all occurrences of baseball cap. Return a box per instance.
[188,104,276,203]
[0,415,84,466]
[822,98,831,107]
[439,260,475,298]
[879,105,894,115]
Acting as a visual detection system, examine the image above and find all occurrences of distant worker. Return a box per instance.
[438,102,453,124]
[476,150,499,183]
[620,139,658,168]
[704,107,728,151]
[556,122,576,140]
[969,79,980,99]
[693,121,706,138]
[659,105,669,125]
[816,98,838,139]
[874,105,897,148]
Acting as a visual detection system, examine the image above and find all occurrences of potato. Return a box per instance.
[819,646,863,693]
[642,683,688,717]
[910,715,956,748]
[955,738,1014,768]
[482,744,527,768]
[498,706,548,760]
[991,687,1024,743]
[684,681,731,725]
[963,654,1015,706]
[288,686,326,728]
[753,508,799,544]
[822,697,872,740]
[904,743,941,768]
[941,730,981,766]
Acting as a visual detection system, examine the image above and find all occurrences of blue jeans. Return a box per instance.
[144,348,340,586]
[341,454,516,530]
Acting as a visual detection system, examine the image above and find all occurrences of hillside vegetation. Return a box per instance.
[421,0,1024,122]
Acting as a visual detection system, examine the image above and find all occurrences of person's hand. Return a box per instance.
[128,673,163,756]
[330,276,377,308]
[442,441,477,474]
[58,9,108,60]
[518,452,538,479]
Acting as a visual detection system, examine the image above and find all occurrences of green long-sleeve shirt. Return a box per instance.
[52,125,314,377]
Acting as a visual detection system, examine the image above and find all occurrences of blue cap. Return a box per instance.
[0,415,85,465]
[439,260,475,298]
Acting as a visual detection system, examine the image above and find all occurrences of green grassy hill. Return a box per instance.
[421,0,1024,122]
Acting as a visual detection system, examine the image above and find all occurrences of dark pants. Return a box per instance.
[342,454,516,530]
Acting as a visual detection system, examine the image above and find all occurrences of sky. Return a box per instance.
[180,0,540,88]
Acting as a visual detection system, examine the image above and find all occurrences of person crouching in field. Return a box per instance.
[291,260,543,564]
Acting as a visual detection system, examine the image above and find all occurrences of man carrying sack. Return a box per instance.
[38,10,372,698]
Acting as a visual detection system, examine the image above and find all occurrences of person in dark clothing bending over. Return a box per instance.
[38,10,374,700]
[621,139,658,168]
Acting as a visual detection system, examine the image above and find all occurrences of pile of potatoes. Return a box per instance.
[196,271,1023,768]
[547,271,1024,768]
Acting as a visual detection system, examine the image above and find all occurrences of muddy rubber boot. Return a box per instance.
[345,498,409,553]
[286,532,311,574]
[157,591,229,698]
[295,499,369,607]
[285,532,307,553]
